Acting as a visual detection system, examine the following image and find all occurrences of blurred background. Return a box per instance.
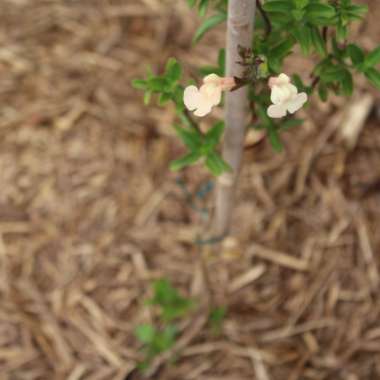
[0,0,380,379]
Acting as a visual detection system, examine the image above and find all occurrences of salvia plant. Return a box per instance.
[133,0,380,236]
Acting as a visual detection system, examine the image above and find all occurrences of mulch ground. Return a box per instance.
[0,0,380,379]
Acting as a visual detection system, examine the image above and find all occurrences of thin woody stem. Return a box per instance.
[256,0,272,36]
[214,0,256,237]
[182,109,203,135]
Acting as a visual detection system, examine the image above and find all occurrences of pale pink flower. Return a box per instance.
[184,74,235,117]
[267,73,307,118]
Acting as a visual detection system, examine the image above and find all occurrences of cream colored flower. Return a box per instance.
[184,74,235,117]
[267,73,307,118]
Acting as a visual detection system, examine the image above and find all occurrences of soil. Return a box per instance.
[0,0,380,379]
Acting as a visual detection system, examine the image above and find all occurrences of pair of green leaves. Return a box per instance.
[171,122,230,176]
[263,0,336,27]
[347,45,380,90]
[316,43,380,100]
[291,25,326,56]
[147,279,193,321]
[132,58,183,108]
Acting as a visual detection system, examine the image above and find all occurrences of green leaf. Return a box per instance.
[174,125,202,151]
[148,279,193,321]
[193,13,227,43]
[165,58,182,82]
[267,124,283,152]
[135,324,156,344]
[365,68,380,90]
[148,77,171,92]
[262,1,293,13]
[267,11,293,25]
[347,44,365,67]
[340,68,353,96]
[336,22,347,42]
[270,38,295,59]
[318,82,328,101]
[292,25,312,55]
[173,86,185,109]
[158,92,172,106]
[217,48,226,75]
[291,8,306,21]
[364,46,380,69]
[293,0,309,10]
[268,37,295,72]
[170,152,201,171]
[131,79,147,90]
[198,0,209,17]
[320,65,344,83]
[310,27,327,56]
[306,3,336,19]
[279,118,303,131]
[292,74,307,91]
[187,0,196,7]
[347,4,368,19]
[156,325,177,351]
[204,121,225,148]
[205,152,230,176]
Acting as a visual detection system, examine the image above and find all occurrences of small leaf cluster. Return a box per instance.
[132,58,184,110]
[134,279,193,369]
[172,122,230,176]
[147,278,193,321]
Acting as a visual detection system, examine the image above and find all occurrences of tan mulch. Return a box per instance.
[0,0,379,379]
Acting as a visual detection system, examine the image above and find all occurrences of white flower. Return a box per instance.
[184,74,235,117]
[267,73,307,118]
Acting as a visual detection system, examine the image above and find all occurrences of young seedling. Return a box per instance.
[134,279,193,370]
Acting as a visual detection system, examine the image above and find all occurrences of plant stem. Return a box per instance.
[256,0,271,36]
[214,0,256,237]
[181,109,202,135]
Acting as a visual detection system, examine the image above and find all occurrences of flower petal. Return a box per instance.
[288,84,298,97]
[184,85,201,111]
[203,73,222,85]
[278,73,290,84]
[287,92,308,114]
[200,83,222,107]
[271,86,287,105]
[193,102,213,117]
[267,104,287,118]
